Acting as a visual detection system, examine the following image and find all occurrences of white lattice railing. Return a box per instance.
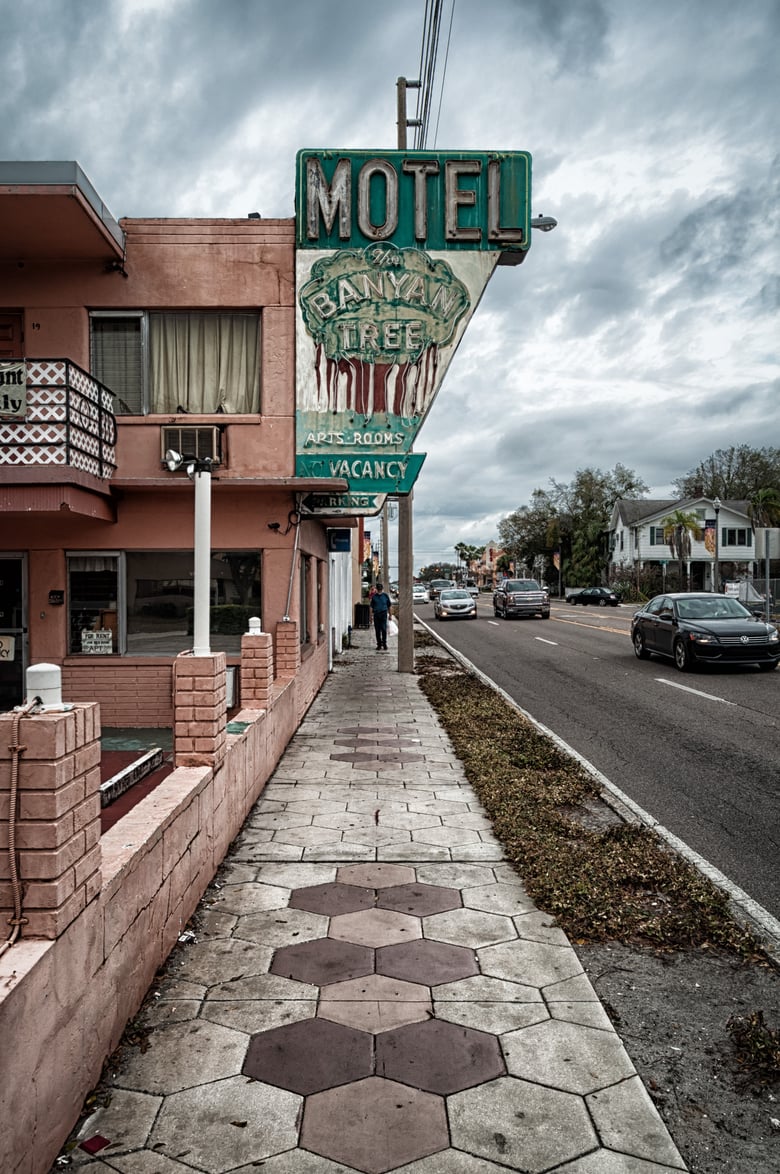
[0,359,117,478]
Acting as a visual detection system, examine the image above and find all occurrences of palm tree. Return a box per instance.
[748,487,780,530]
[748,489,780,605]
[661,510,704,591]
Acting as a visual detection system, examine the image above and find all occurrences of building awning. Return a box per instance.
[0,162,125,263]
[0,483,115,520]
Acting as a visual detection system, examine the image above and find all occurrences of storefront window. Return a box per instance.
[67,556,120,655]
[67,551,261,656]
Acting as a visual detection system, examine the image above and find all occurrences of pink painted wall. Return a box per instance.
[0,638,328,1174]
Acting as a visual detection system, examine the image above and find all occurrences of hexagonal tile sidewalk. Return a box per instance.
[59,637,688,1174]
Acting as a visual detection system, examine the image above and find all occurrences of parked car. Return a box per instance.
[434,588,477,620]
[428,578,456,601]
[412,584,430,603]
[570,587,620,607]
[493,579,550,620]
[630,592,780,673]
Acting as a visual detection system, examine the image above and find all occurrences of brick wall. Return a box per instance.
[0,704,102,940]
[172,653,227,768]
[274,618,300,678]
[62,660,174,727]
[240,631,273,708]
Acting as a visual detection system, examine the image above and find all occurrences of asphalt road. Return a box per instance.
[416,598,780,921]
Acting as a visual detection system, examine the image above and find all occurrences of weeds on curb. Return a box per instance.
[415,651,766,960]
[727,1010,780,1088]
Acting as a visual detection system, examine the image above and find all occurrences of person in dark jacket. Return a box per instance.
[370,583,392,650]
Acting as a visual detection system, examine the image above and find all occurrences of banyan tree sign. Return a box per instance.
[295,149,532,496]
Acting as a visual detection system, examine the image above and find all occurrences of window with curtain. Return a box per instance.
[90,312,260,414]
[150,313,260,413]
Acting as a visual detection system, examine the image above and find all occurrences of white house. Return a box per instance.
[609,497,757,591]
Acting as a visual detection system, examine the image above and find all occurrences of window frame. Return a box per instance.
[66,552,125,656]
[89,309,261,416]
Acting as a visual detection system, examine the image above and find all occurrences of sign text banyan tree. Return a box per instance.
[295,149,532,503]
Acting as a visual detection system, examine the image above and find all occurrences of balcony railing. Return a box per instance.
[0,359,117,479]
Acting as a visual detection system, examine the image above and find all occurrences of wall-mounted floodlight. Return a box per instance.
[530,215,558,232]
[165,448,183,472]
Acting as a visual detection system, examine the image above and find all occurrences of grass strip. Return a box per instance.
[416,650,764,959]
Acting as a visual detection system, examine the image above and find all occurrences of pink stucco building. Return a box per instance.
[0,162,363,1173]
[0,161,358,722]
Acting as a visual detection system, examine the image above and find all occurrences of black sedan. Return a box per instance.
[631,592,780,673]
[570,587,620,607]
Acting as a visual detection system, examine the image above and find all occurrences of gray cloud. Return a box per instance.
[2,0,777,570]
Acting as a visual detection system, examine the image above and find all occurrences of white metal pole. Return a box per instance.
[192,467,212,656]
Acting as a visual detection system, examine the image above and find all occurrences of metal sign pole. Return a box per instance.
[396,75,417,674]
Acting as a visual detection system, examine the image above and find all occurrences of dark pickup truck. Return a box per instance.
[493,579,550,619]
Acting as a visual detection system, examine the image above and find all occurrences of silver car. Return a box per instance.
[434,588,477,620]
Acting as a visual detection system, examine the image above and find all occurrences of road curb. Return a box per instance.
[415,617,780,966]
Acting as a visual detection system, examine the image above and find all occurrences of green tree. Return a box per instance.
[418,562,457,582]
[552,464,648,585]
[672,446,780,500]
[661,510,704,590]
[498,489,558,579]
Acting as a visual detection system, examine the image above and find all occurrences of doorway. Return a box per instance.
[0,312,24,359]
[0,556,28,711]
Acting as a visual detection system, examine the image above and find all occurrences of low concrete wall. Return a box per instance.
[0,637,327,1174]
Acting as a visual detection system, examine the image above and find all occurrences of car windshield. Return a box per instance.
[441,590,469,600]
[505,580,540,592]
[676,597,752,620]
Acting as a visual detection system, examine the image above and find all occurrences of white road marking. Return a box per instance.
[655,678,734,704]
[535,637,558,646]
[487,620,500,626]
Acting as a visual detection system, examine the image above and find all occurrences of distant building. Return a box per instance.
[608,496,760,591]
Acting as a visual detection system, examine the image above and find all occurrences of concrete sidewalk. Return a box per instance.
[57,632,688,1174]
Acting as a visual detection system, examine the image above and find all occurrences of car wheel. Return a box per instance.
[633,630,650,660]
[541,611,550,619]
[502,607,510,619]
[674,637,692,672]
[570,598,577,605]
[758,661,778,672]
[598,598,607,607]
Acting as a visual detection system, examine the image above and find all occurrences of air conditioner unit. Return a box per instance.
[160,425,222,466]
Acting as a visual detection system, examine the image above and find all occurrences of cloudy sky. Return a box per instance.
[2,0,778,573]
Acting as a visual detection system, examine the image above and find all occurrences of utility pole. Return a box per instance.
[395,76,420,673]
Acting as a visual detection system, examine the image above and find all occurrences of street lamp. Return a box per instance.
[530,214,558,232]
[164,448,214,656]
[712,496,721,592]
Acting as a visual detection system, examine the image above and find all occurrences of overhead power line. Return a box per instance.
[413,0,455,148]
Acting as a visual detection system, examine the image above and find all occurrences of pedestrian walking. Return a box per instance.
[370,582,392,650]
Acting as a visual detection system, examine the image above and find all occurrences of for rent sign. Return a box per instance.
[295,149,532,500]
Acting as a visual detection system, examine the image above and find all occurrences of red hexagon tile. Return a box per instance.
[376,1018,505,1094]
[376,940,478,986]
[270,938,374,986]
[375,883,461,917]
[242,1017,373,1095]
[301,1076,448,1173]
[288,882,376,916]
